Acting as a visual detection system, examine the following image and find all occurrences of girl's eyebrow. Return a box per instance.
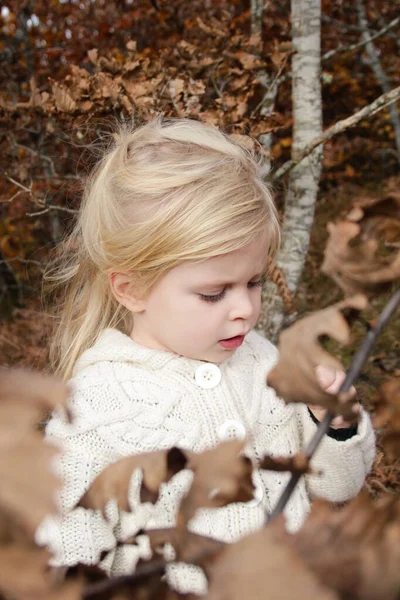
[196,272,265,289]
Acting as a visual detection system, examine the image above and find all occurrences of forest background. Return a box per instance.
[0,0,399,499]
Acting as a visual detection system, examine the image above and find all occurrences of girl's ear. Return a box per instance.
[108,271,147,313]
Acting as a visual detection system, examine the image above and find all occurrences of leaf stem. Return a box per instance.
[267,287,400,523]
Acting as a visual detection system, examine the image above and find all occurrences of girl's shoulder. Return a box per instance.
[240,329,279,369]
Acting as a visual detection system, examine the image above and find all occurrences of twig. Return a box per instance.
[267,287,400,522]
[82,558,166,598]
[0,257,45,268]
[272,85,400,180]
[322,15,400,61]
[6,176,77,215]
[251,55,289,118]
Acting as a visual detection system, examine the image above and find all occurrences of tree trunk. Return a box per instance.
[356,0,400,167]
[251,0,264,36]
[258,0,323,342]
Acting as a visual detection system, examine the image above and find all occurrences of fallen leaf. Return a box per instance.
[178,441,254,528]
[52,84,76,113]
[266,295,368,418]
[207,517,336,600]
[322,192,400,297]
[78,447,187,515]
[0,432,61,535]
[291,493,400,600]
[259,453,312,475]
[145,527,224,572]
[0,544,52,598]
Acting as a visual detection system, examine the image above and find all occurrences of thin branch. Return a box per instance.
[26,204,77,216]
[6,177,77,215]
[251,54,289,118]
[0,257,44,268]
[82,558,167,598]
[267,286,400,522]
[322,15,400,61]
[272,85,400,180]
[0,190,24,204]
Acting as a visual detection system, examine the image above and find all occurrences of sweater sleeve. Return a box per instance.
[296,403,376,501]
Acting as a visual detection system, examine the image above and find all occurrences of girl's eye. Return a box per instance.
[199,289,227,303]
[248,275,266,288]
[199,277,265,304]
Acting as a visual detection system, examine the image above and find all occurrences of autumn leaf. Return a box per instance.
[78,447,187,515]
[145,527,225,572]
[0,369,69,441]
[259,453,313,475]
[291,493,400,600]
[373,378,400,458]
[322,193,400,297]
[178,440,254,528]
[51,83,77,113]
[0,370,68,535]
[267,295,368,418]
[206,518,337,600]
[0,545,52,598]
[0,433,61,536]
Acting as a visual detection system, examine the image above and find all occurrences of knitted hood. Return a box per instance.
[73,328,180,375]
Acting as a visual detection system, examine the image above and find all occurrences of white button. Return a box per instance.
[195,364,221,389]
[218,419,246,441]
[246,480,264,508]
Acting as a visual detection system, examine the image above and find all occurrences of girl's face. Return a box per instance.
[130,239,268,363]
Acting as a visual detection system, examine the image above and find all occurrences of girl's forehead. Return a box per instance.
[179,240,270,279]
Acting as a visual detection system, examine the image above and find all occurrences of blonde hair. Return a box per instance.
[45,117,280,380]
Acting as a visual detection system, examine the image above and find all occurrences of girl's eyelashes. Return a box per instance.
[199,289,227,303]
[199,276,266,304]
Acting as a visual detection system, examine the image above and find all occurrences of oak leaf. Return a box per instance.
[206,518,337,600]
[322,193,400,297]
[78,447,187,515]
[291,493,400,600]
[178,440,254,528]
[52,84,76,113]
[145,527,224,572]
[0,433,61,535]
[373,378,400,458]
[267,295,367,419]
[259,452,312,475]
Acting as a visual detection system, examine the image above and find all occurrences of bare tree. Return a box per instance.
[259,0,323,341]
[356,0,400,167]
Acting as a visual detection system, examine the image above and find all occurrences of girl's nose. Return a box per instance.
[229,289,254,321]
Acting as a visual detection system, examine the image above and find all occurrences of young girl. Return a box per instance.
[38,117,375,594]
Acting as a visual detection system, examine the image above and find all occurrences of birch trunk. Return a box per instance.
[251,0,264,36]
[356,0,400,167]
[258,0,323,342]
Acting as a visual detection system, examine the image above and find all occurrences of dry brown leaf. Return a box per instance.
[143,527,224,574]
[0,544,52,598]
[291,493,400,600]
[52,84,77,113]
[78,447,187,515]
[0,432,61,535]
[206,518,337,600]
[373,379,400,458]
[259,452,312,475]
[322,193,400,297]
[178,441,254,528]
[38,581,83,600]
[267,295,367,418]
[87,48,99,65]
[0,369,69,445]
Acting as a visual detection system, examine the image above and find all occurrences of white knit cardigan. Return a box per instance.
[37,328,376,593]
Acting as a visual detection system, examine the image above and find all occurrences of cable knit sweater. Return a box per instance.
[37,328,376,593]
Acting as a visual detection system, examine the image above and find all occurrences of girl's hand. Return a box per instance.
[308,365,360,429]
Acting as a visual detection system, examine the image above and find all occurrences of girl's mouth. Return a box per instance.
[218,335,245,349]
